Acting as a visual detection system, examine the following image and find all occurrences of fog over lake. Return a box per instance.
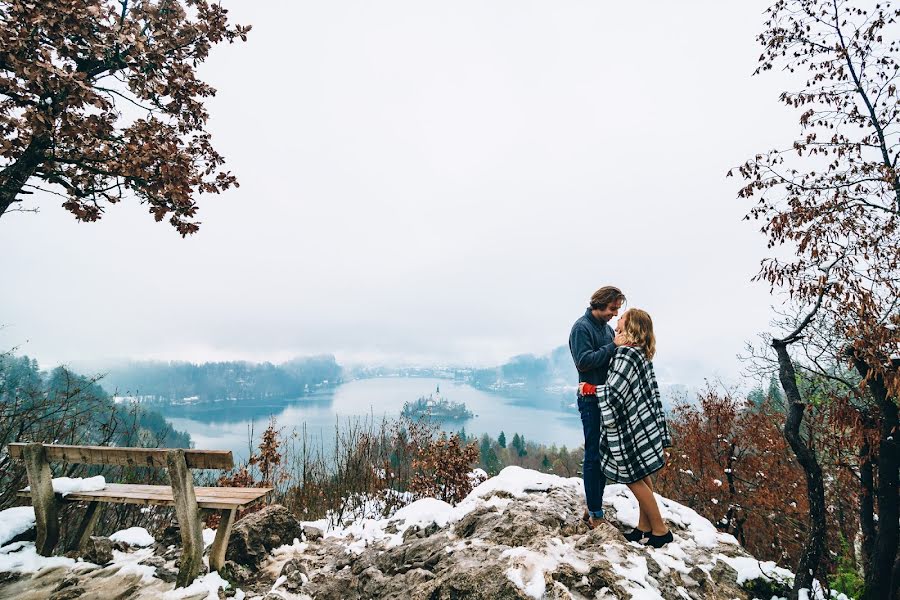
[157,377,584,462]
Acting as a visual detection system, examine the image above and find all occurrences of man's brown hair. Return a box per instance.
[590,286,626,310]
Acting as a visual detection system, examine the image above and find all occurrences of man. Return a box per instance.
[569,285,626,527]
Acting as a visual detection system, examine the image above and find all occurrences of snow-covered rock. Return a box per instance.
[0,506,35,546]
[245,467,793,599]
[0,467,799,599]
[109,527,155,548]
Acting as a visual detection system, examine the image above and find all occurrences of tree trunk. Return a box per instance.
[893,552,900,600]
[773,339,827,598]
[851,356,899,600]
[0,136,48,217]
[859,441,876,580]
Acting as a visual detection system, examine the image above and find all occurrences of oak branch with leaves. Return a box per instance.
[0,0,250,235]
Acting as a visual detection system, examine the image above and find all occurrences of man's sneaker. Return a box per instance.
[645,530,674,548]
[623,528,650,542]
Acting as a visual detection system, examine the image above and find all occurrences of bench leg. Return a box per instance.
[167,449,204,588]
[69,501,102,552]
[22,443,59,556]
[208,508,236,573]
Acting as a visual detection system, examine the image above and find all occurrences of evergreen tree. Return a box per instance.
[479,434,501,475]
[541,454,552,471]
[747,387,766,410]
[766,373,785,407]
[498,431,506,448]
[511,433,527,457]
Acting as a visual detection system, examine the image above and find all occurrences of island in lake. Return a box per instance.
[401,385,474,422]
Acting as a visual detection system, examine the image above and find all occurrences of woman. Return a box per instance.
[578,308,673,548]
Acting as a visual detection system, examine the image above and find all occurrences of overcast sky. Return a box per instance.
[0,0,796,387]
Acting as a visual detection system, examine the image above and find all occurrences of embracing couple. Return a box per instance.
[569,286,673,548]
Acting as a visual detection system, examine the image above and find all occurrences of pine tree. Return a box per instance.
[766,374,785,408]
[747,387,766,411]
[479,434,501,475]
[498,431,506,448]
[511,433,527,457]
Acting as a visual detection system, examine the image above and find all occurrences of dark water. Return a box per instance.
[156,377,584,462]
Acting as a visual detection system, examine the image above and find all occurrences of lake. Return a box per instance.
[155,377,585,462]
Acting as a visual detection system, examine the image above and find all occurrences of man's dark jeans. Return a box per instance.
[578,395,606,518]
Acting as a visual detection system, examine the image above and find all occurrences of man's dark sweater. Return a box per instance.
[569,308,616,387]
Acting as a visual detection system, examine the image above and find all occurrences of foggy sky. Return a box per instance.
[0,1,794,387]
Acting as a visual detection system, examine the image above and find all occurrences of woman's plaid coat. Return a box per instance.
[596,346,671,484]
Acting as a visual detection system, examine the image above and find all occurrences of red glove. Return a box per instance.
[580,383,597,396]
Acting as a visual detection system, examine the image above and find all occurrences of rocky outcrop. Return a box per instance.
[79,536,113,565]
[244,468,781,600]
[227,505,304,568]
[0,468,794,600]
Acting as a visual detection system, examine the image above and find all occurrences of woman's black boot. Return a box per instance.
[646,530,673,548]
[623,528,650,542]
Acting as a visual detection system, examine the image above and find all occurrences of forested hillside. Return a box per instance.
[0,352,191,508]
[97,355,342,402]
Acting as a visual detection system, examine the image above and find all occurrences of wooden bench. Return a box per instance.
[8,442,271,587]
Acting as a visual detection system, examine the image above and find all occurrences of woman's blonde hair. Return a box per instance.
[621,308,656,360]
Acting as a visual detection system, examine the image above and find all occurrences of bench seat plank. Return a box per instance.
[18,483,271,510]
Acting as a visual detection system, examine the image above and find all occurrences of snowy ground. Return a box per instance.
[0,468,848,600]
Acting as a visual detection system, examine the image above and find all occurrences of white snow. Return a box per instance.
[0,467,825,600]
[658,496,720,548]
[604,545,664,600]
[23,476,106,497]
[271,538,307,559]
[715,553,794,585]
[110,547,157,581]
[321,467,576,553]
[391,497,454,530]
[647,542,691,575]
[0,507,35,546]
[465,466,580,501]
[0,541,81,573]
[109,527,155,547]
[502,538,589,599]
[162,571,230,600]
[270,574,288,591]
[202,528,216,548]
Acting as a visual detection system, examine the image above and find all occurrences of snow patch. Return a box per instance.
[202,528,216,548]
[162,571,230,599]
[109,527,154,547]
[715,553,794,585]
[502,539,589,599]
[0,541,81,573]
[466,466,580,501]
[0,507,35,546]
[111,547,156,582]
[23,476,106,497]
